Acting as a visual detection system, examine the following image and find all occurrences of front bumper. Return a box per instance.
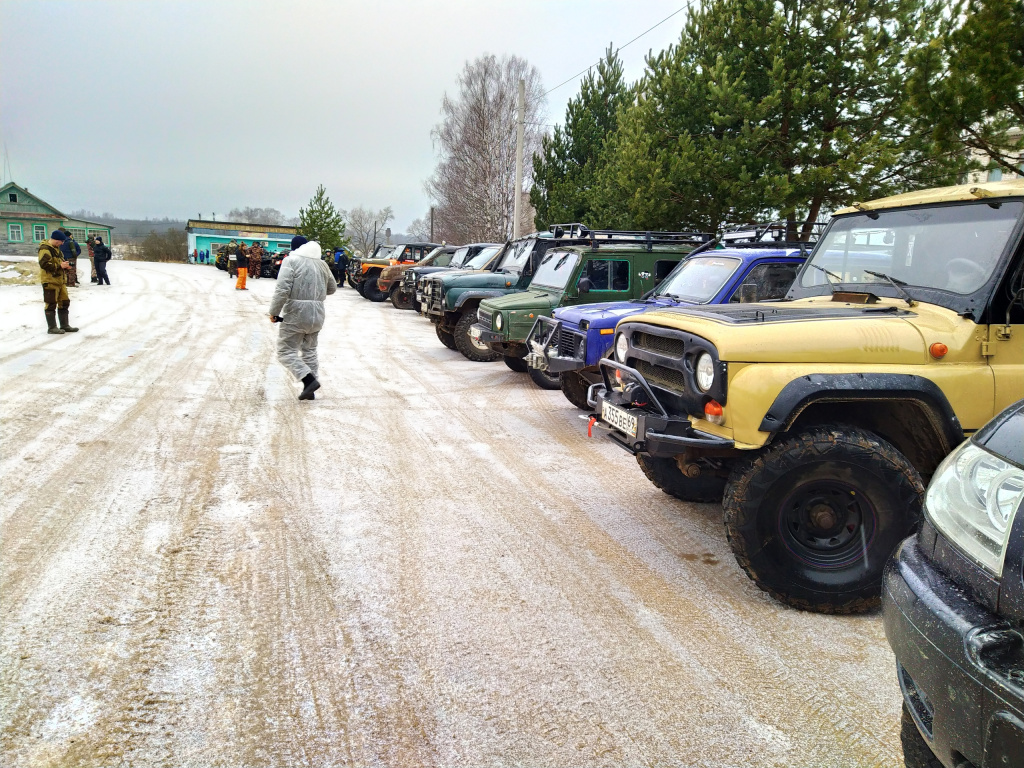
[883,532,1024,768]
[523,316,586,374]
[377,276,396,291]
[470,323,505,345]
[590,359,734,456]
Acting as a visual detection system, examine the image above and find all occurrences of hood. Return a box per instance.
[555,298,678,328]
[481,289,557,314]
[293,241,323,259]
[629,296,975,364]
[437,270,509,289]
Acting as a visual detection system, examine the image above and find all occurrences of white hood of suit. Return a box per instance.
[293,241,322,259]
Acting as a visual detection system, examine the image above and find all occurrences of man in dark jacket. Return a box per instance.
[93,236,112,285]
[58,229,82,287]
[38,231,79,334]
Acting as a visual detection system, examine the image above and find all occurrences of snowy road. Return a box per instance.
[1,261,903,767]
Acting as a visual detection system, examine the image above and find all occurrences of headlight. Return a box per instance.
[926,440,1024,575]
[695,353,715,392]
[494,313,503,331]
[614,333,629,362]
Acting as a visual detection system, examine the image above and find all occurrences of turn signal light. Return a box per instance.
[704,400,724,425]
[929,342,948,359]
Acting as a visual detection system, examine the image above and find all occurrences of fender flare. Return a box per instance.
[760,373,964,447]
[453,290,505,311]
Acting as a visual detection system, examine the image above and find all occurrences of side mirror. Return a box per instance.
[577,277,592,294]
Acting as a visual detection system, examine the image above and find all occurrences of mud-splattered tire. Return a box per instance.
[901,704,942,768]
[347,274,358,289]
[723,424,923,614]
[503,356,528,372]
[363,276,387,302]
[559,371,592,410]
[390,286,415,310]
[528,366,560,390]
[453,312,500,362]
[636,454,727,503]
[435,323,458,351]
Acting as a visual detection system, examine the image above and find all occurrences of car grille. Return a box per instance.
[478,308,493,330]
[634,359,688,394]
[557,327,583,358]
[632,332,685,358]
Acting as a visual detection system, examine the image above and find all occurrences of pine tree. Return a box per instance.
[530,47,632,230]
[298,185,348,252]
[907,0,1024,177]
[591,0,967,234]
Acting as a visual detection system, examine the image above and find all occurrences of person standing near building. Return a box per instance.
[236,241,249,290]
[268,236,336,400]
[225,239,239,277]
[93,236,112,285]
[38,231,79,334]
[87,236,98,283]
[248,241,263,280]
[58,228,82,287]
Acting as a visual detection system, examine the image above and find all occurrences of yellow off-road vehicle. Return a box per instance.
[592,180,1024,613]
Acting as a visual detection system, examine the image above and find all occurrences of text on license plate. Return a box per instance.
[602,401,637,438]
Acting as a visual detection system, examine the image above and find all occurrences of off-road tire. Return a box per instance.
[528,366,561,390]
[636,454,727,503]
[503,356,528,373]
[390,286,415,310]
[435,323,458,351]
[900,705,942,768]
[723,424,924,614]
[347,274,359,289]
[363,275,388,302]
[454,312,500,362]
[560,371,592,410]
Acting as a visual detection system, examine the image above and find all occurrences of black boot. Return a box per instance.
[46,310,65,334]
[57,308,79,332]
[299,373,320,400]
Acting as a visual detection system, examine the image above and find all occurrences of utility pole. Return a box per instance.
[372,220,377,254]
[430,206,435,242]
[513,78,525,240]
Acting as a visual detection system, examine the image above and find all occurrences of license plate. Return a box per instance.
[602,400,638,438]
[470,326,482,340]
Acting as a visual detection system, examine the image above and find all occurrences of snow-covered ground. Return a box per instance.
[0,261,903,766]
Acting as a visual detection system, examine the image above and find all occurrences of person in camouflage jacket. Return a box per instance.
[248,242,263,279]
[38,231,79,334]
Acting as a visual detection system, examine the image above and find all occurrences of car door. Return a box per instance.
[567,257,631,305]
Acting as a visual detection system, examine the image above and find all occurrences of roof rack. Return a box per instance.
[548,223,715,251]
[719,221,826,247]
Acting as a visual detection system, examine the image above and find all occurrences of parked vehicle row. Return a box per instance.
[350,180,1024,767]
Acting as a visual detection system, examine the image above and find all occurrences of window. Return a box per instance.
[729,262,801,303]
[8,192,17,203]
[68,228,88,242]
[87,229,108,243]
[988,168,1003,182]
[580,258,630,291]
[33,225,46,241]
[8,223,23,241]
[654,260,677,282]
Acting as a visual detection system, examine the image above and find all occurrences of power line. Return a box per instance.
[542,3,693,97]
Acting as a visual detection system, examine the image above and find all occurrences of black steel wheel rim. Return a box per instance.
[776,480,877,569]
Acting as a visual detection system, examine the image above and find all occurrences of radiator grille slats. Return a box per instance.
[633,332,685,357]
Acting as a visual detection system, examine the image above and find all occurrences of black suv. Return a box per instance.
[884,399,1024,768]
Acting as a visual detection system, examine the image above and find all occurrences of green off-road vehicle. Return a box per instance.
[591,180,1024,614]
[471,230,711,384]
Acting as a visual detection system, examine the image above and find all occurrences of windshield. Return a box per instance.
[497,239,533,272]
[799,202,1023,296]
[465,245,500,269]
[655,256,741,302]
[450,247,471,267]
[532,250,580,291]
[420,246,444,264]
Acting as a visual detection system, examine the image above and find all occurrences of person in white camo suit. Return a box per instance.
[268,236,336,400]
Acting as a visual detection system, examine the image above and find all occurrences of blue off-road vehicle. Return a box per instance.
[524,223,822,408]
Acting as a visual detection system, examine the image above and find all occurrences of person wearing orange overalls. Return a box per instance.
[235,241,249,290]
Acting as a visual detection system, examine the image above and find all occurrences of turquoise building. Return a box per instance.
[185,219,298,260]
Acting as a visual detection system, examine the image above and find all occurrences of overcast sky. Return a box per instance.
[1,0,687,228]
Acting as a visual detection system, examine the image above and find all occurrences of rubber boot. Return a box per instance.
[46,310,65,334]
[299,373,320,400]
[57,308,79,332]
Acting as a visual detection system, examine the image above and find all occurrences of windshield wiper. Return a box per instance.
[864,270,917,307]
[810,264,841,294]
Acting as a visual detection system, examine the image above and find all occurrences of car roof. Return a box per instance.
[835,179,1024,215]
